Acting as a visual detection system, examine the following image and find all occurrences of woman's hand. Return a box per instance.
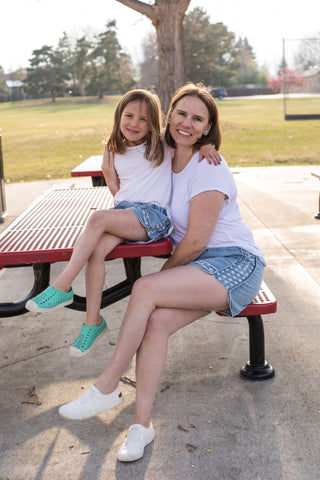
[101,146,120,196]
[199,144,221,165]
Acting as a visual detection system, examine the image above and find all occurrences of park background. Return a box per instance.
[0,0,319,184]
[1,3,320,479]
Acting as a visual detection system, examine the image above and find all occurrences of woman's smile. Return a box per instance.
[176,129,192,137]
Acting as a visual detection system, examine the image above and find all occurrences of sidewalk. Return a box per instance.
[0,166,320,480]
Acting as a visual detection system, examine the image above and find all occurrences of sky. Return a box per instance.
[1,0,320,76]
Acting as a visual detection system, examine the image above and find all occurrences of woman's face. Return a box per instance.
[169,95,211,148]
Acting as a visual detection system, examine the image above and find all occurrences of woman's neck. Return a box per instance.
[172,146,197,173]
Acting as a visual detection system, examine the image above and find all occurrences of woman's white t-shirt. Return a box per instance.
[169,152,266,265]
[113,143,172,210]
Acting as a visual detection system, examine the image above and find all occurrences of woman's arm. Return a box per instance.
[101,146,120,196]
[161,190,226,270]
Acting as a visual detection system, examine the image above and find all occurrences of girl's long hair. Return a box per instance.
[164,83,221,151]
[106,89,164,166]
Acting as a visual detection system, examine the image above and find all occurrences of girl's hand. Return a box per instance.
[101,146,120,196]
[199,144,221,165]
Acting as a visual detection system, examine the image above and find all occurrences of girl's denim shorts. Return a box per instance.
[188,246,265,317]
[113,201,171,244]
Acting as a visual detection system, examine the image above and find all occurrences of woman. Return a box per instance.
[58,83,266,462]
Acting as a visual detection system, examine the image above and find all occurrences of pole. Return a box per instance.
[0,129,7,223]
[282,38,287,120]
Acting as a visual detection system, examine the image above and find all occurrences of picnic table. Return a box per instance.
[71,155,105,186]
[0,186,172,317]
[0,165,277,380]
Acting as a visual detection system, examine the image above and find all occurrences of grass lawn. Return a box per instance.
[0,95,319,183]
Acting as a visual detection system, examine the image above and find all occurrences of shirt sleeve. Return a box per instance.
[190,157,234,200]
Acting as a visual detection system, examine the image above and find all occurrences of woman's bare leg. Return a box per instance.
[94,265,228,395]
[52,209,148,292]
[134,307,207,427]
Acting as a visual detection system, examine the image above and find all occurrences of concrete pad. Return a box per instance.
[0,167,320,480]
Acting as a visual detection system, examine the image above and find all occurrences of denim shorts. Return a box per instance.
[188,247,264,317]
[113,201,172,244]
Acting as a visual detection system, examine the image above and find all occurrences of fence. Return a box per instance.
[282,37,320,120]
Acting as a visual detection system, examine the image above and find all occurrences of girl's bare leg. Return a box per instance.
[94,265,228,397]
[84,233,123,326]
[52,209,148,292]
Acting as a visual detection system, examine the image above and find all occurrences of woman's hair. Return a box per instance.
[164,83,221,151]
[106,89,164,166]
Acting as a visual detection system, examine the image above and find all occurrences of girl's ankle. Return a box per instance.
[85,315,103,327]
[52,283,71,293]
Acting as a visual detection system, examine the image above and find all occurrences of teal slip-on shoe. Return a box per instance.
[25,285,74,313]
[70,317,107,357]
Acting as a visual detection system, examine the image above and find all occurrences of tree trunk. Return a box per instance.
[116,0,190,111]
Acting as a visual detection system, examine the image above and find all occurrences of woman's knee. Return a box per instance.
[131,275,156,299]
[144,308,170,338]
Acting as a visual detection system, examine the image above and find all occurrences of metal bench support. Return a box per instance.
[0,263,50,317]
[240,314,274,380]
[0,257,142,317]
[217,282,276,380]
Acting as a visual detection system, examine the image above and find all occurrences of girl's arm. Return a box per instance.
[101,146,120,196]
[199,144,221,165]
[161,190,226,270]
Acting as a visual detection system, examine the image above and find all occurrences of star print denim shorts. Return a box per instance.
[113,201,172,244]
[188,246,265,317]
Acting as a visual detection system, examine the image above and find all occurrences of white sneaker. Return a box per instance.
[117,423,154,462]
[59,385,123,420]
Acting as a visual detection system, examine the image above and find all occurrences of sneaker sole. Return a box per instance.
[118,435,154,462]
[69,328,108,357]
[25,298,73,313]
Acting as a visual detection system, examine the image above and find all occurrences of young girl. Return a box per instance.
[26,89,219,357]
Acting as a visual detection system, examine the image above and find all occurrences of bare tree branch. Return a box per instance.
[115,0,157,24]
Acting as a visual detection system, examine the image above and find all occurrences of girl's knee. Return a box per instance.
[86,210,109,230]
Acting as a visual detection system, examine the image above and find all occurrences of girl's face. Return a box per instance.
[120,100,150,146]
[169,96,211,148]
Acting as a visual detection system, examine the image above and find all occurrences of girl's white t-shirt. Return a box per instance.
[169,153,266,265]
[114,143,172,210]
